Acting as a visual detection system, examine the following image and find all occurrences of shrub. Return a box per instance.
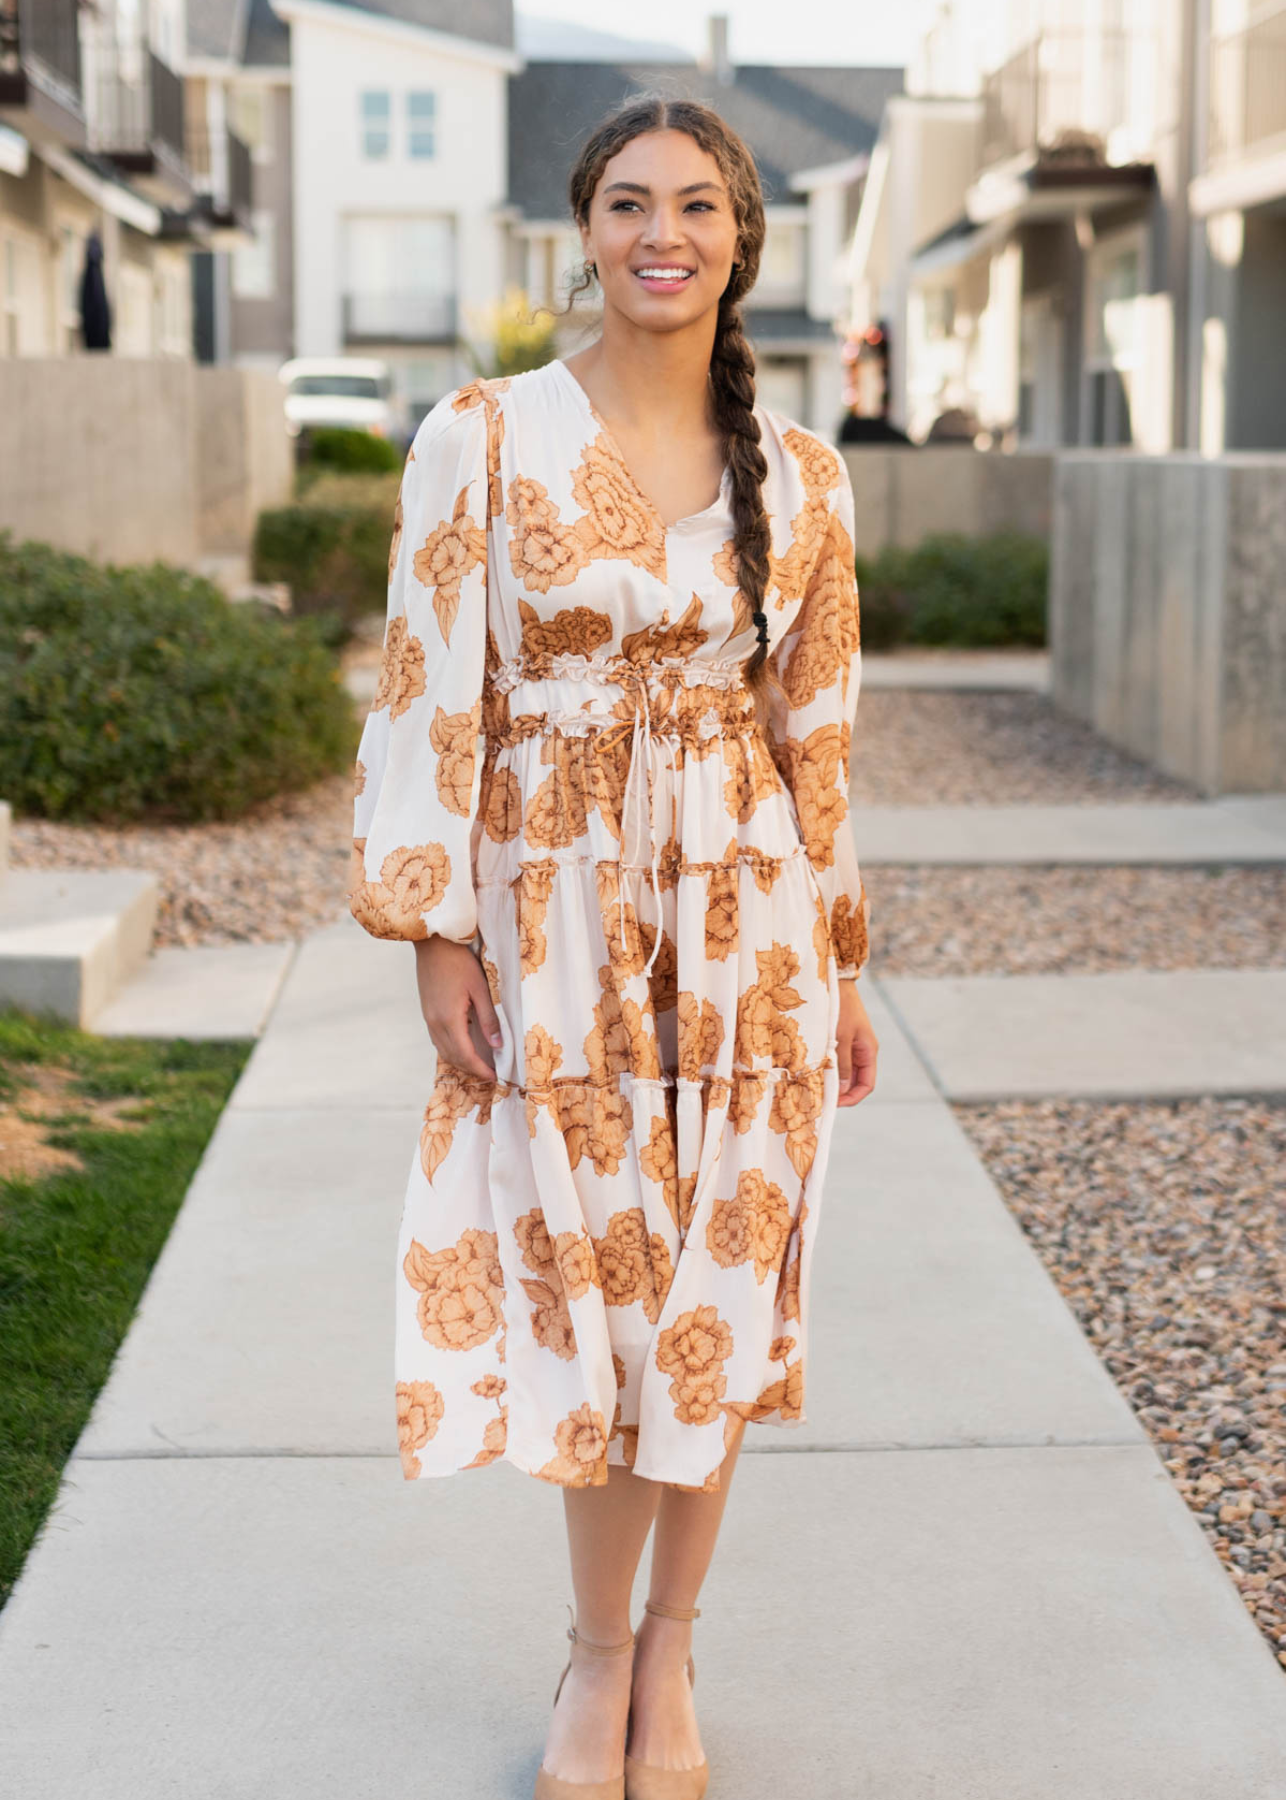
[298,425,401,478]
[253,483,395,632]
[855,530,1047,649]
[0,531,356,825]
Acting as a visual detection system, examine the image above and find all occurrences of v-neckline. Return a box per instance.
[552,357,732,534]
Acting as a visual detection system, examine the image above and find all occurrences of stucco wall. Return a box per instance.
[842,445,1053,554]
[0,360,290,568]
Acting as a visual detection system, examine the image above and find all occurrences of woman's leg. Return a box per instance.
[539,1464,662,1783]
[627,1414,749,1770]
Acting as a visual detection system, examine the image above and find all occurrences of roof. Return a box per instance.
[243,0,290,65]
[507,61,904,218]
[284,0,513,50]
[742,307,837,345]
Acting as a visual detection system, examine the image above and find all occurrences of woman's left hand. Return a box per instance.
[835,978,878,1107]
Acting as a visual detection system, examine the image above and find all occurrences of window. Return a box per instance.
[361,90,390,159]
[233,209,276,299]
[229,84,273,164]
[407,91,436,158]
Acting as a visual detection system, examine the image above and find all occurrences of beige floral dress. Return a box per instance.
[348,357,869,1493]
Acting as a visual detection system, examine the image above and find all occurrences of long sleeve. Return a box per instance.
[766,449,870,980]
[347,390,490,943]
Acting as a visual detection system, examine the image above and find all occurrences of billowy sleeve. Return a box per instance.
[347,390,490,944]
[766,450,870,979]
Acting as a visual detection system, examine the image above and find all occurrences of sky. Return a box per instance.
[513,0,924,67]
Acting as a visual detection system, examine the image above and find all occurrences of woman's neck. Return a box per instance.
[568,307,719,440]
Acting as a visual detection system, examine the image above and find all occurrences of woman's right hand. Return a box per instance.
[412,936,504,1080]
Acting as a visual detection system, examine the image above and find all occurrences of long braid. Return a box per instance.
[564,95,788,731]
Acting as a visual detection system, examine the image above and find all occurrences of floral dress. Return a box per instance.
[348,357,869,1493]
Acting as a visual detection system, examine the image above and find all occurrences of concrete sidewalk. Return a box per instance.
[2,921,1285,1797]
[851,795,1286,864]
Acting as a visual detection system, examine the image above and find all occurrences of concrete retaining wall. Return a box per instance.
[0,360,291,570]
[1050,452,1286,795]
[842,446,1053,554]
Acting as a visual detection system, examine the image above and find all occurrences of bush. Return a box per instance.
[253,483,395,633]
[855,530,1047,649]
[298,425,401,478]
[0,531,357,825]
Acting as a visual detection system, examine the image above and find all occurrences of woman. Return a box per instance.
[348,96,878,1800]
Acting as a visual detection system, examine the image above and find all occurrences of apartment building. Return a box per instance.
[183,2,899,435]
[0,0,252,358]
[847,0,1286,453]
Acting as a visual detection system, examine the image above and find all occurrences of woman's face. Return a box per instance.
[579,128,740,333]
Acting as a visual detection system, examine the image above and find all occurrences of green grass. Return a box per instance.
[0,1007,251,1610]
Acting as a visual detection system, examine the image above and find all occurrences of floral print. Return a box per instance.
[349,357,868,1490]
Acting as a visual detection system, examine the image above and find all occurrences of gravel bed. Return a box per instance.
[867,865,1286,977]
[957,1095,1286,1672]
[851,690,1198,805]
[10,775,355,948]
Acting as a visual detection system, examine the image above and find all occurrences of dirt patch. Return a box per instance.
[0,1064,148,1183]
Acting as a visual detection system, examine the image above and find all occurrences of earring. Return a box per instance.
[586,259,597,279]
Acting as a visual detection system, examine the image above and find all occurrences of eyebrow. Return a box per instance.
[602,180,725,197]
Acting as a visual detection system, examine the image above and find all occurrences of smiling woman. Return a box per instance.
[347,93,877,1800]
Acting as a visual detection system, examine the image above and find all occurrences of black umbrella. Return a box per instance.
[79,229,112,351]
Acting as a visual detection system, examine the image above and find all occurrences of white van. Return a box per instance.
[278,357,400,441]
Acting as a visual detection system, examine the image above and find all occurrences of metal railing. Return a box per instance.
[980,27,1142,168]
[1208,5,1286,162]
[342,292,457,343]
[85,23,186,168]
[0,0,82,104]
[186,122,253,217]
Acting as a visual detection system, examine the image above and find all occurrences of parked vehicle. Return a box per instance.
[278,357,400,443]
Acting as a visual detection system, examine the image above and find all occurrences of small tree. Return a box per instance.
[464,285,556,380]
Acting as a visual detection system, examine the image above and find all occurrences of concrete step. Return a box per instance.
[851,796,1286,864]
[90,942,298,1040]
[0,867,160,1028]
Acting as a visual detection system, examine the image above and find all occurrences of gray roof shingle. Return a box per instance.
[185,0,247,61]
[507,61,903,218]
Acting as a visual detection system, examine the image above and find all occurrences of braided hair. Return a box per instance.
[563,95,787,730]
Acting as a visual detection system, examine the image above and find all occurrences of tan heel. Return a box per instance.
[623,1601,708,1800]
[533,1606,635,1800]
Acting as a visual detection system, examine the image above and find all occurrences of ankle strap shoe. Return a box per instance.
[622,1601,708,1800]
[534,1606,635,1800]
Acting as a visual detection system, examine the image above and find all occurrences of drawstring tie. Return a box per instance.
[594,663,665,979]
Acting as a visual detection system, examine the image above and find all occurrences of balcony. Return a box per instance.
[186,121,254,239]
[84,21,192,207]
[1209,5,1286,163]
[980,28,1150,172]
[342,292,457,344]
[0,0,86,149]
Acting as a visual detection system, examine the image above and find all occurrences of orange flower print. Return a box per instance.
[830,885,870,973]
[348,841,451,941]
[353,758,367,798]
[403,1226,504,1352]
[557,1082,633,1177]
[593,1207,661,1312]
[430,700,481,816]
[703,854,739,962]
[676,991,724,1082]
[463,1408,509,1468]
[482,762,523,843]
[655,1304,735,1426]
[554,1230,602,1299]
[516,596,614,660]
[388,482,404,583]
[706,1170,793,1283]
[372,613,426,722]
[505,477,587,593]
[418,1073,477,1183]
[770,1069,825,1179]
[515,859,559,976]
[783,427,841,503]
[537,1403,610,1486]
[412,484,487,644]
[397,1379,444,1478]
[570,435,666,581]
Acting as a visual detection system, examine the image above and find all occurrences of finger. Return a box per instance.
[468,968,505,1051]
[836,1025,853,1092]
[434,994,496,1082]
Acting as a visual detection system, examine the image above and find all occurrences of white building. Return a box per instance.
[847,0,1286,453]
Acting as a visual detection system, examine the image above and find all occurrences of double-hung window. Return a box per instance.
[407,91,436,158]
[361,90,391,159]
